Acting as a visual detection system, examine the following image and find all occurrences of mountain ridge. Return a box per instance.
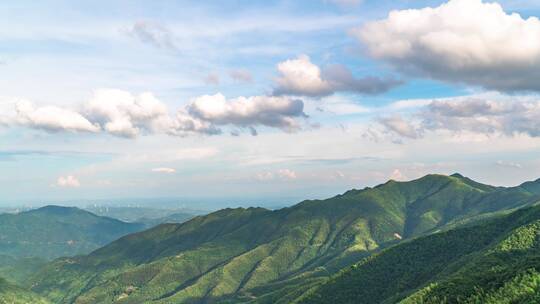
[28,173,540,303]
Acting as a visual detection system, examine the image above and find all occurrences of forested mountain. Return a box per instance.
[297,204,540,303]
[28,174,540,303]
[0,205,145,260]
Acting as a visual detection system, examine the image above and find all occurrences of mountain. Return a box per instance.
[0,277,49,304]
[519,178,540,195]
[296,203,540,303]
[28,174,540,303]
[0,205,145,260]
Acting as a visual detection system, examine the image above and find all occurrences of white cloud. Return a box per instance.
[278,169,297,180]
[14,101,100,133]
[421,98,540,137]
[389,169,406,181]
[275,55,331,97]
[273,55,401,97]
[229,69,253,83]
[495,160,522,169]
[377,95,540,139]
[2,90,307,138]
[84,89,169,138]
[151,167,176,173]
[186,93,307,133]
[56,175,80,188]
[355,0,540,92]
[255,169,298,181]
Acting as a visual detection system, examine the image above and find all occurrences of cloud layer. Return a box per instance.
[2,90,307,138]
[379,96,540,139]
[356,0,540,92]
[273,55,401,97]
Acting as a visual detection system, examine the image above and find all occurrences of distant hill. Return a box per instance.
[296,204,540,303]
[136,211,197,228]
[84,206,202,228]
[0,205,145,260]
[29,174,540,303]
[0,277,49,304]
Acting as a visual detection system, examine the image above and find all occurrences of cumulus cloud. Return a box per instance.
[151,167,176,173]
[2,90,307,138]
[273,55,401,97]
[14,101,100,133]
[127,21,177,50]
[84,89,170,138]
[378,96,540,139]
[186,93,306,133]
[56,175,80,188]
[229,69,253,83]
[421,98,540,137]
[355,0,540,92]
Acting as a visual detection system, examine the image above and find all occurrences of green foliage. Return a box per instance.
[0,205,144,260]
[0,277,50,304]
[298,205,540,304]
[0,255,48,284]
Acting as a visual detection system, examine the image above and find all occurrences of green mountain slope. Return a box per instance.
[520,178,540,195]
[296,204,540,304]
[0,205,145,260]
[29,174,540,303]
[0,255,48,285]
[0,277,50,304]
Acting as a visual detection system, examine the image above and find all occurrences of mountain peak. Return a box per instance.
[30,205,85,216]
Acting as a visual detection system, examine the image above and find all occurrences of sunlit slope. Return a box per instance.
[30,174,540,303]
[0,277,50,304]
[0,206,144,260]
[297,204,540,304]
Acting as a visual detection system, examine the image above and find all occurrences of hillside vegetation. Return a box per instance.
[28,174,540,303]
[0,277,50,304]
[296,204,540,303]
[0,205,144,260]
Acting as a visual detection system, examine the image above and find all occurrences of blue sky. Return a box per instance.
[2,0,540,208]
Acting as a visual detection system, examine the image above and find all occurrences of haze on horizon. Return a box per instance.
[2,0,540,207]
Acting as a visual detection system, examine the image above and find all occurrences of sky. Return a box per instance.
[2,0,540,208]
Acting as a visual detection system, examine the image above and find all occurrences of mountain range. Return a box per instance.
[0,205,144,260]
[21,173,540,303]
